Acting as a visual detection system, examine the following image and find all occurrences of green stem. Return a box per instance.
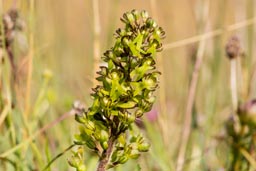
[42,144,76,171]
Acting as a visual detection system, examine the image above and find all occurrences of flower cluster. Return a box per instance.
[70,10,165,170]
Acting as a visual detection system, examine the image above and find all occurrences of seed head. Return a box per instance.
[225,35,241,60]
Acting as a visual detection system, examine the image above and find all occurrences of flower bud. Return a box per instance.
[131,9,139,21]
[135,109,144,118]
[101,141,108,150]
[141,10,149,22]
[118,155,129,164]
[129,149,140,159]
[100,130,109,142]
[127,113,136,123]
[225,35,241,60]
[84,120,95,131]
[138,142,150,152]
[85,139,96,149]
[146,18,157,28]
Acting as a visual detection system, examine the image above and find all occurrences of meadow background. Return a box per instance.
[0,0,256,170]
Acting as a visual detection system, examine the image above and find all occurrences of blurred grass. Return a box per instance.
[0,0,256,171]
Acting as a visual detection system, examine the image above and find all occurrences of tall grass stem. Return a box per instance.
[149,0,169,147]
[230,59,238,111]
[24,0,35,118]
[92,0,101,87]
[164,17,256,50]
[176,0,209,170]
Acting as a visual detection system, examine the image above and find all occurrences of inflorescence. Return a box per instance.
[69,10,165,170]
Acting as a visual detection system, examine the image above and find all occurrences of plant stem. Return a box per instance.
[246,0,254,70]
[163,18,256,50]
[230,59,238,111]
[24,0,35,119]
[149,0,168,147]
[42,144,76,171]
[97,137,115,171]
[92,0,101,87]
[239,147,256,169]
[176,0,209,170]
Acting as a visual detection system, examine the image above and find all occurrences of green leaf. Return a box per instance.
[74,134,84,145]
[133,33,143,50]
[118,155,129,164]
[108,59,115,70]
[75,115,86,124]
[128,41,140,57]
[111,110,119,116]
[116,101,137,109]
[109,78,128,102]
[130,82,143,96]
[146,44,157,54]
[130,60,154,81]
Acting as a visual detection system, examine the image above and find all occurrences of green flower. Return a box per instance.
[70,9,165,170]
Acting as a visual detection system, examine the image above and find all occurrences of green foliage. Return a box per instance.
[69,147,87,171]
[71,9,165,170]
[225,99,256,171]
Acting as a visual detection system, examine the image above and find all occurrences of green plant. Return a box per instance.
[69,9,165,171]
[225,36,256,171]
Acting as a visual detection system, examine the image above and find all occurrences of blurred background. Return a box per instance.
[0,0,256,170]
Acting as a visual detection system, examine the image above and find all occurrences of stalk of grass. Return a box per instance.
[225,35,251,171]
[45,140,51,171]
[106,0,120,47]
[149,0,169,148]
[42,144,76,171]
[16,1,46,169]
[0,0,13,134]
[246,0,254,70]
[226,36,242,110]
[92,0,101,87]
[239,147,256,169]
[163,17,256,50]
[0,0,6,99]
[0,49,12,131]
[24,0,35,119]
[199,0,228,169]
[0,101,11,127]
[0,3,19,170]
[230,59,238,110]
[146,2,175,170]
[20,1,35,151]
[176,0,210,170]
[0,3,11,126]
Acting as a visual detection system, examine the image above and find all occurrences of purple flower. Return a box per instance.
[146,108,158,122]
